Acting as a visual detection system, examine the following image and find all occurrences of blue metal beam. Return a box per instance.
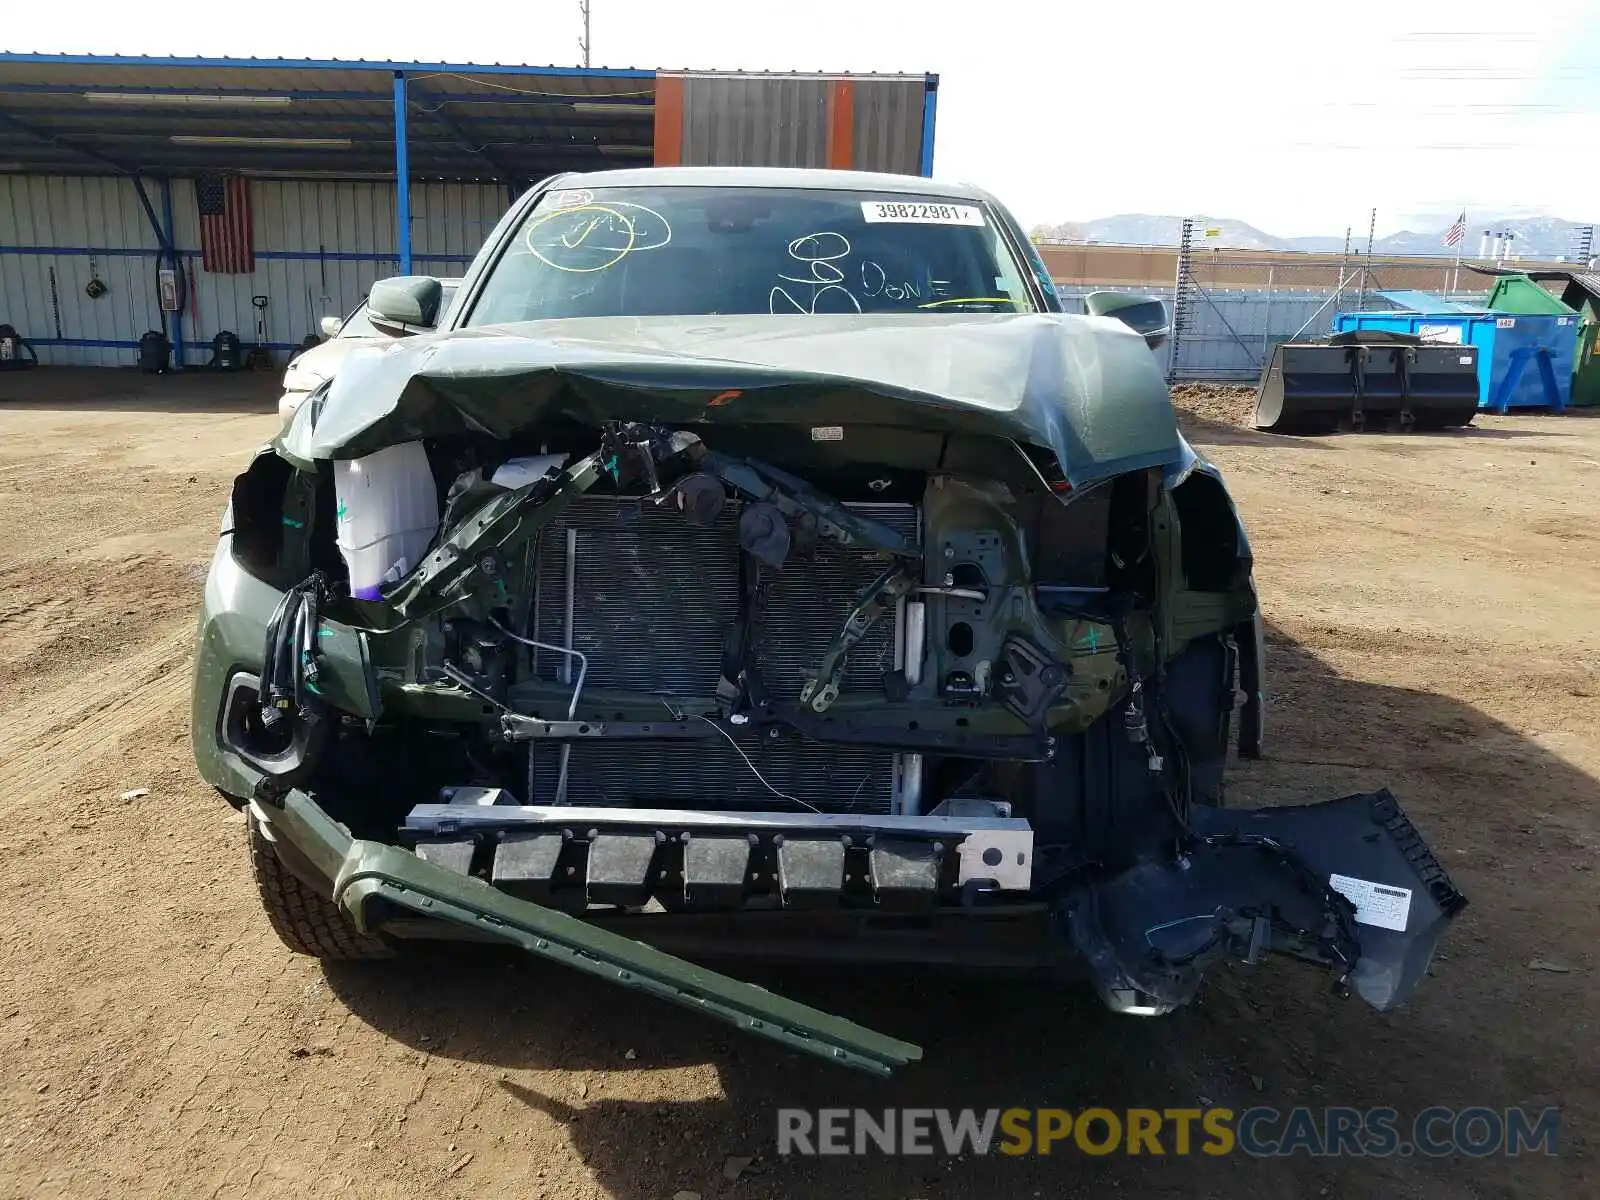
[16,131,510,149]
[159,177,185,369]
[919,81,938,177]
[0,83,403,101]
[394,72,412,275]
[0,52,657,79]
[0,245,477,263]
[0,104,652,127]
[0,94,656,113]
[27,335,308,352]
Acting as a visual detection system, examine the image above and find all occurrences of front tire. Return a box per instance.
[248,811,393,960]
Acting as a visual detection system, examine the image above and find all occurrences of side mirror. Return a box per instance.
[1084,291,1171,351]
[320,315,344,339]
[367,276,444,332]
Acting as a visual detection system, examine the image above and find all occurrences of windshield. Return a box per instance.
[464,186,1038,324]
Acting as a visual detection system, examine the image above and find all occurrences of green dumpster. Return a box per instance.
[1485,274,1576,317]
[1563,293,1600,408]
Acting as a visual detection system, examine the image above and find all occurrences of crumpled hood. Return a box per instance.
[281,312,1183,487]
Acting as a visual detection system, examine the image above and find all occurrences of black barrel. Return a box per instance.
[210,330,242,371]
[138,330,171,374]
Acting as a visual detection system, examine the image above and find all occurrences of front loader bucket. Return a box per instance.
[1354,343,1405,427]
[1405,344,1481,429]
[1254,332,1479,434]
[1252,342,1355,433]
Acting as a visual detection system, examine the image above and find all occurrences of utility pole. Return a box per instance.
[1357,207,1376,310]
[1573,224,1595,268]
[578,0,592,67]
[1167,217,1194,385]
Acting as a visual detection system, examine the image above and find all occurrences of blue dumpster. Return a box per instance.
[1334,300,1576,413]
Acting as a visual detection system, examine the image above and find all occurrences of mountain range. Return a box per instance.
[1029,214,1599,260]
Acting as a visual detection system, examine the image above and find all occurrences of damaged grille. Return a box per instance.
[525,497,918,813]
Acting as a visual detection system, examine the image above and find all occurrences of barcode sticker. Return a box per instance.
[861,201,986,226]
[1329,874,1412,932]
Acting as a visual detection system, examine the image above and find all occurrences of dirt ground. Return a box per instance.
[1,367,1595,1199]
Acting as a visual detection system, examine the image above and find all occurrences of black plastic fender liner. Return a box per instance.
[252,785,922,1076]
[1063,789,1465,1015]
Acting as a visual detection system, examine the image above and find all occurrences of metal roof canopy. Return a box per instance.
[0,53,659,180]
[1374,290,1478,314]
[0,54,938,301]
[0,52,670,274]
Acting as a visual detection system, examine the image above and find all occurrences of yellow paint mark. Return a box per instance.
[523,203,638,273]
[916,297,1019,310]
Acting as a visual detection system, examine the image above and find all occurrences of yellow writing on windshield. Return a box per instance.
[521,202,671,273]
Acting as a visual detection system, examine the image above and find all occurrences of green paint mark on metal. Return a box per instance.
[1075,628,1101,652]
[281,515,305,529]
[336,499,350,523]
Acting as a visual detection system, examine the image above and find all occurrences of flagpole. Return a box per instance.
[1452,209,1465,295]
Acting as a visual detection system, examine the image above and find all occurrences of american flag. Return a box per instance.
[197,174,254,273]
[1443,211,1467,248]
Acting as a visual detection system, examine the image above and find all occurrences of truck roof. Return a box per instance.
[550,165,989,201]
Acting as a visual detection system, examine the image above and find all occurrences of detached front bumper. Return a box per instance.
[249,778,1465,1076]
[250,785,924,1077]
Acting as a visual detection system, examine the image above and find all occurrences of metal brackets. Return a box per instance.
[800,564,919,712]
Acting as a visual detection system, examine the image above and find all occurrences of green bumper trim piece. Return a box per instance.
[266,788,922,1076]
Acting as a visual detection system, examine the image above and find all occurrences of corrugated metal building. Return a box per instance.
[0,55,938,367]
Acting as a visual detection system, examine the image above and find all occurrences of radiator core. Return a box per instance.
[525,496,918,813]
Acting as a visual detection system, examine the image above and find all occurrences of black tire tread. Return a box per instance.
[248,813,392,960]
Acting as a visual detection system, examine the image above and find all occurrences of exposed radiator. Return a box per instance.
[524,496,918,813]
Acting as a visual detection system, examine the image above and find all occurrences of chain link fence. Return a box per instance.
[1056,252,1494,382]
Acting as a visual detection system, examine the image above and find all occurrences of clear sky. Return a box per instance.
[10,0,1600,236]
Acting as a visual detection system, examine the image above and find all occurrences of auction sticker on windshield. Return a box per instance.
[861,201,986,226]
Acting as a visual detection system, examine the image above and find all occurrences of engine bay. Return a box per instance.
[222,411,1263,915]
